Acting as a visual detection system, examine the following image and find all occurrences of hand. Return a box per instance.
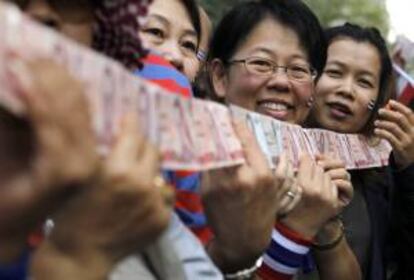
[375,100,414,169]
[316,154,353,208]
[282,155,339,239]
[0,59,98,261]
[276,155,303,217]
[201,121,291,272]
[31,114,173,279]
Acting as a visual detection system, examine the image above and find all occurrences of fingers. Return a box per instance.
[316,154,344,171]
[275,154,293,194]
[297,154,314,185]
[109,113,143,165]
[334,179,353,207]
[388,100,414,123]
[326,168,351,181]
[232,120,268,171]
[278,180,302,216]
[374,126,403,149]
[376,101,413,140]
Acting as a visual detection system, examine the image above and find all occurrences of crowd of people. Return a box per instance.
[0,0,413,280]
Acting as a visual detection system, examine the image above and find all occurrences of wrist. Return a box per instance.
[258,223,312,279]
[281,218,319,240]
[313,219,344,251]
[207,238,261,274]
[31,241,112,280]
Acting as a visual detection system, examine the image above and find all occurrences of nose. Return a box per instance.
[160,41,184,73]
[336,76,355,100]
[266,67,290,92]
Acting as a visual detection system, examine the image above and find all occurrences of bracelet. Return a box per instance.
[224,257,263,280]
[312,219,345,251]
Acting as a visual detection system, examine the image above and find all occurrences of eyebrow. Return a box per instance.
[147,14,197,38]
[249,47,308,61]
[327,60,378,79]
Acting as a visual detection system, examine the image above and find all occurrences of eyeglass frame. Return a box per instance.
[226,56,317,83]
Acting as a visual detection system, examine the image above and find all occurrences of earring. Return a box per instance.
[306,96,314,108]
[367,99,375,111]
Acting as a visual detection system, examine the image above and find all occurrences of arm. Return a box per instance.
[375,100,414,275]
[0,59,99,264]
[202,121,293,275]
[313,220,361,280]
[312,156,361,280]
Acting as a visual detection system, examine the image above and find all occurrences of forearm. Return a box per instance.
[313,222,361,280]
[206,238,260,274]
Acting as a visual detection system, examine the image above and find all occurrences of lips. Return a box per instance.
[326,101,353,119]
[257,100,294,121]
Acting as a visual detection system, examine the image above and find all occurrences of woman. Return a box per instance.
[205,1,360,279]
[139,0,202,82]
[0,1,221,279]
[309,23,414,280]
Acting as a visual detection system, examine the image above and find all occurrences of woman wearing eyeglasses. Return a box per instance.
[204,0,360,279]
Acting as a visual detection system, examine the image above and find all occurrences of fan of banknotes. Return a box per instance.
[0,2,392,171]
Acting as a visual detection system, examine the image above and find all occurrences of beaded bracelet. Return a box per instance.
[312,219,345,251]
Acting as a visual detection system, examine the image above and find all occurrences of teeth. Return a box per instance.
[261,102,289,111]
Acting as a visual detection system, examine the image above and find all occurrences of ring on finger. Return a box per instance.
[286,190,296,199]
[153,175,175,205]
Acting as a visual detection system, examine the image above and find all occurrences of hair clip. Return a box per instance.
[367,99,375,111]
[197,50,207,61]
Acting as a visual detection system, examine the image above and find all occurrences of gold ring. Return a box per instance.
[153,175,175,206]
[153,175,167,189]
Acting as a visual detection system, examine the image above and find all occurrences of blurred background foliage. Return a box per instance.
[198,0,389,37]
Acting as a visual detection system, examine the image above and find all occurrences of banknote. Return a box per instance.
[0,2,393,171]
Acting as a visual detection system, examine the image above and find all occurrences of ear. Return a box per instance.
[209,58,228,99]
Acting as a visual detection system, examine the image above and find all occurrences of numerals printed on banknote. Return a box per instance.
[0,2,392,171]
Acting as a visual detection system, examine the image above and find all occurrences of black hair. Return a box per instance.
[324,22,393,135]
[180,0,201,48]
[208,0,326,78]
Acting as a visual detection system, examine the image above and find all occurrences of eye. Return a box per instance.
[181,40,197,53]
[247,58,273,73]
[358,78,374,89]
[289,65,310,74]
[325,68,342,78]
[142,27,164,39]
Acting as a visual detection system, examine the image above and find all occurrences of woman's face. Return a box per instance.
[21,0,94,46]
[139,0,200,81]
[313,38,381,133]
[211,17,314,125]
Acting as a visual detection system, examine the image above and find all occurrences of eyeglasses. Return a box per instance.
[227,56,317,83]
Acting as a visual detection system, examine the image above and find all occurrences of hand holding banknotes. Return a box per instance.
[375,100,414,169]
[31,113,173,280]
[201,120,296,273]
[316,154,354,208]
[0,58,99,263]
[281,155,340,239]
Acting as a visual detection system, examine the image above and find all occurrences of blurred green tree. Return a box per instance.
[198,0,389,37]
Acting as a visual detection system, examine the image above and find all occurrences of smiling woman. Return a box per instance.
[139,0,201,81]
